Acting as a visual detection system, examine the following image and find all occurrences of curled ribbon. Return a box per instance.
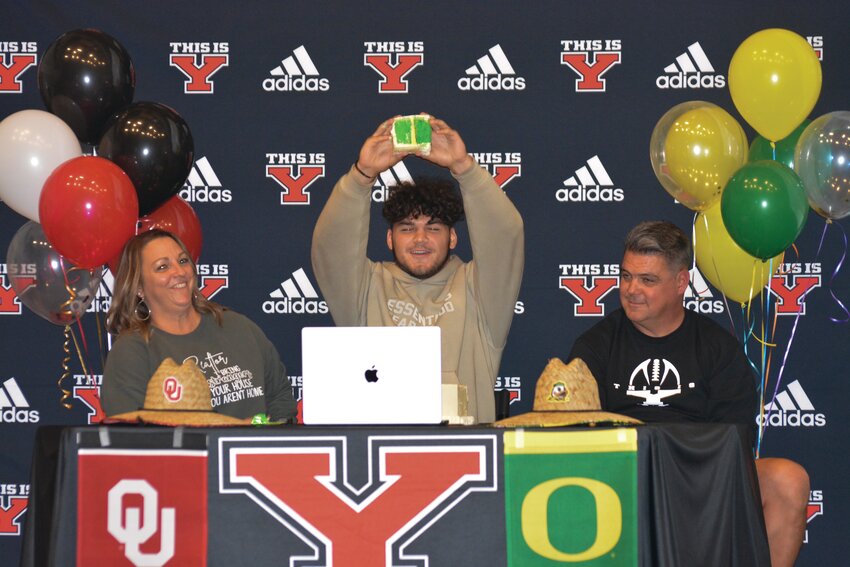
[56,262,99,409]
[58,325,73,409]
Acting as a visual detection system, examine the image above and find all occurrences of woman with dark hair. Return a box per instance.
[102,229,296,422]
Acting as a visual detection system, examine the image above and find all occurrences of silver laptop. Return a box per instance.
[301,326,443,425]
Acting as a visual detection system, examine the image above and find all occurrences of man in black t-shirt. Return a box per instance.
[569,221,808,567]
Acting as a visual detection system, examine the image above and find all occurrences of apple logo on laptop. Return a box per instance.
[364,365,379,383]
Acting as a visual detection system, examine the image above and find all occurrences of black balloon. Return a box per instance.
[98,102,195,215]
[38,29,135,145]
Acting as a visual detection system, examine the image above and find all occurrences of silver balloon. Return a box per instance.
[6,221,102,325]
[795,111,850,220]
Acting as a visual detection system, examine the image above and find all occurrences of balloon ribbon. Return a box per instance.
[817,220,850,323]
[58,326,73,409]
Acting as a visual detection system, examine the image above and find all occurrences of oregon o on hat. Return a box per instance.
[493,358,642,428]
[107,358,250,426]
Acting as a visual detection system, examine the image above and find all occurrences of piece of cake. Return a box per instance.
[392,114,431,155]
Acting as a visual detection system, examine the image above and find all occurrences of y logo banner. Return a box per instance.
[220,435,497,566]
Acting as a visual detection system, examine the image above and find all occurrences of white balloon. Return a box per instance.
[0,109,81,221]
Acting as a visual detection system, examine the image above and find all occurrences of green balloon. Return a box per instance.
[748,120,810,170]
[720,161,809,260]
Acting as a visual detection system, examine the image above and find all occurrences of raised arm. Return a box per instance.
[311,119,407,325]
[424,117,525,347]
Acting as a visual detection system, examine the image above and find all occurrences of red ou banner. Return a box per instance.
[77,450,207,567]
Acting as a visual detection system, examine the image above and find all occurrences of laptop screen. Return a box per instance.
[301,326,442,425]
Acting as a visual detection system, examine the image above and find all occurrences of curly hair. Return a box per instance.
[106,229,223,340]
[382,177,465,226]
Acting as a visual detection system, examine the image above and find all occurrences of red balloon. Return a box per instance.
[106,196,202,275]
[139,196,202,262]
[39,156,139,269]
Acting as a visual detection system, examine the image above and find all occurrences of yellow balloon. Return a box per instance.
[694,204,783,304]
[729,28,822,142]
[651,102,748,211]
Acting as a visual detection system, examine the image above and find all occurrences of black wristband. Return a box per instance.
[353,161,375,181]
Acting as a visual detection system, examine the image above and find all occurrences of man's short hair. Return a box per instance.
[624,221,691,271]
[382,177,465,226]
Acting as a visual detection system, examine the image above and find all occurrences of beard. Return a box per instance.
[392,248,451,279]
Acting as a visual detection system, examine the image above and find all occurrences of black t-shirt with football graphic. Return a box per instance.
[569,308,757,427]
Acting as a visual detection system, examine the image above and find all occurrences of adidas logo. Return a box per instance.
[683,268,724,314]
[86,269,114,314]
[0,378,39,423]
[179,156,233,203]
[458,44,526,91]
[262,268,328,314]
[758,380,826,427]
[656,42,725,89]
[371,162,414,202]
[263,45,329,92]
[556,155,624,202]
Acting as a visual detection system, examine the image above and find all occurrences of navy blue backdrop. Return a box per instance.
[0,1,847,564]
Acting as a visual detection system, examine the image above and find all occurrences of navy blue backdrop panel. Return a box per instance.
[1,1,847,564]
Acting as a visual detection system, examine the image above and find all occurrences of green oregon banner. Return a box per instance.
[504,429,638,566]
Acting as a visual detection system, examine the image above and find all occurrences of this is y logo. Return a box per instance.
[769,263,821,315]
[0,263,36,315]
[288,375,303,401]
[220,435,496,566]
[0,41,37,93]
[495,376,522,405]
[559,264,620,316]
[364,41,424,93]
[0,484,29,536]
[0,275,22,315]
[169,42,229,94]
[73,374,105,424]
[470,152,522,190]
[560,39,622,92]
[804,490,823,543]
[265,152,326,205]
[197,263,229,300]
[807,36,823,60]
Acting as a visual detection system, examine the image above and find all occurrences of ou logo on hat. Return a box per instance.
[163,376,183,402]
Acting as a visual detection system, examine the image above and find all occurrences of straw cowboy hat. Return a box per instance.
[108,358,251,426]
[494,357,642,427]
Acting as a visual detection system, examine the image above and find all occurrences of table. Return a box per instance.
[20,423,769,566]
